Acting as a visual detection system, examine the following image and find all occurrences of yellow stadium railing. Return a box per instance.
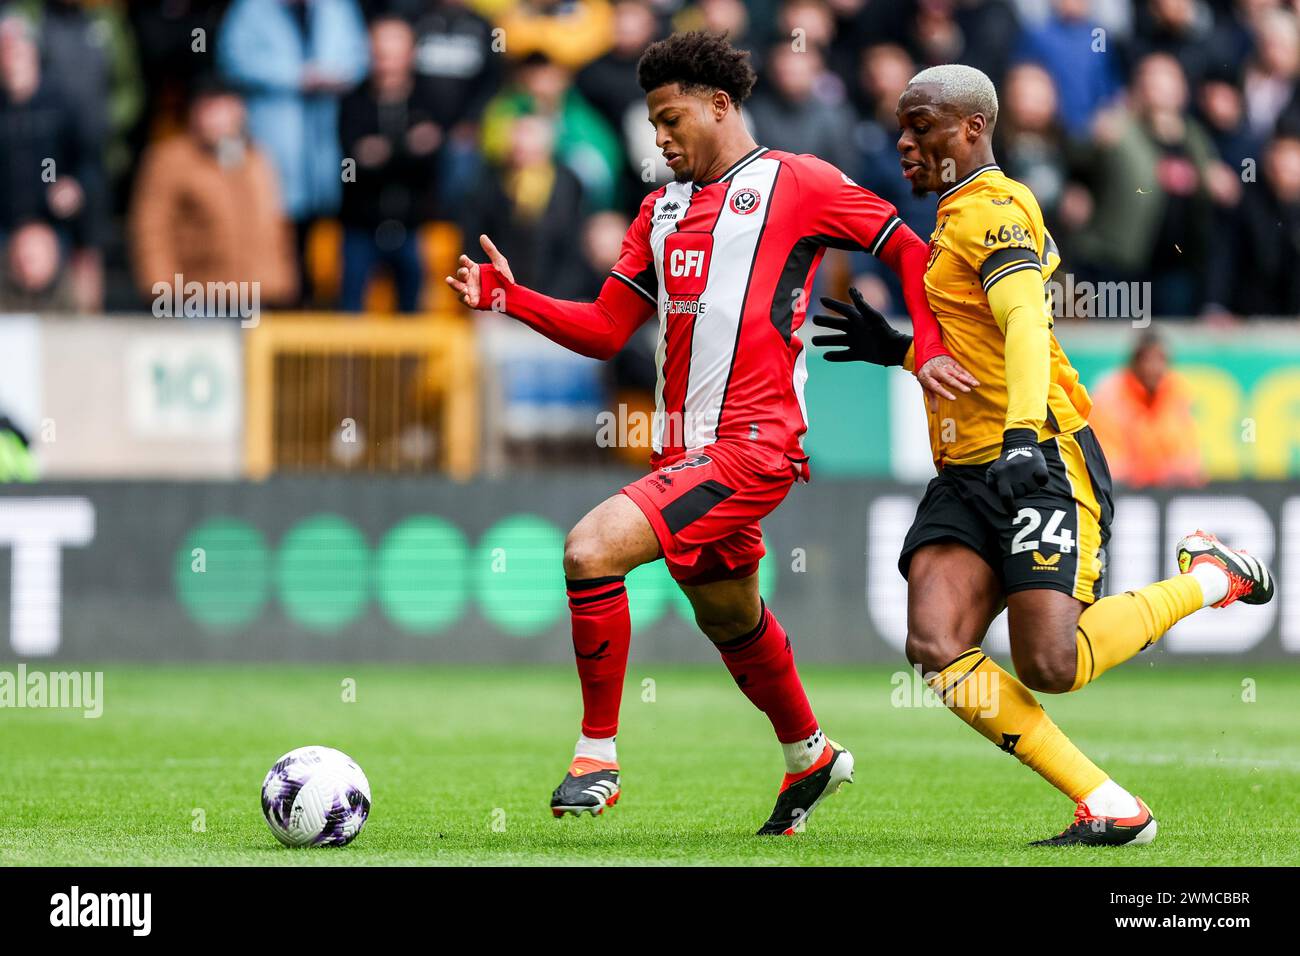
[243,313,478,480]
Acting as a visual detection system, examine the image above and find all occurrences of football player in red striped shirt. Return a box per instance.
[448,31,976,833]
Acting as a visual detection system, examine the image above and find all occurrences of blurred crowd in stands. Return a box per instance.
[0,0,1299,323]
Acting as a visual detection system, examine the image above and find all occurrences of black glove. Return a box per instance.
[985,428,1049,512]
[811,286,912,366]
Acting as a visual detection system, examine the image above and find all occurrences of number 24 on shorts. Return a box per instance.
[1011,508,1075,555]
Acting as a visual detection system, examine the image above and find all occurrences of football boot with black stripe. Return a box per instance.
[550,758,620,818]
[1030,797,1157,846]
[1177,530,1275,607]
[756,739,854,835]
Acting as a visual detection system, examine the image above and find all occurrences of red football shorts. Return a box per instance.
[622,442,795,585]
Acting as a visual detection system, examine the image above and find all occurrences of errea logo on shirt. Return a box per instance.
[656,200,681,221]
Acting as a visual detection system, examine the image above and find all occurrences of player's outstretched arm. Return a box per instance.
[810,286,978,406]
[445,234,654,361]
[984,266,1052,510]
[876,224,980,405]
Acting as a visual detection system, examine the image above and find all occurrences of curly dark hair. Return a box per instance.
[637,31,757,104]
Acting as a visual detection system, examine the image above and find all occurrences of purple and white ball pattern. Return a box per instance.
[261,746,371,847]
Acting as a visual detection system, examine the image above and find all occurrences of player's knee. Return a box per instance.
[1016,648,1077,694]
[696,610,759,643]
[563,527,610,580]
[905,627,966,676]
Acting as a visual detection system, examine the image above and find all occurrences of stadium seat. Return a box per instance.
[425,221,462,313]
[305,218,343,306]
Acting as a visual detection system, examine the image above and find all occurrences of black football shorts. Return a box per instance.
[898,427,1114,604]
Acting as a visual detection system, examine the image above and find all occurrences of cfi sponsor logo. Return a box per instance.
[729,187,761,215]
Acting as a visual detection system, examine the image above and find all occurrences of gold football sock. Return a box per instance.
[928,649,1108,802]
[1071,576,1204,691]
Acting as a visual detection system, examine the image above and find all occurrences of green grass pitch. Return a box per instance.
[3,663,1298,866]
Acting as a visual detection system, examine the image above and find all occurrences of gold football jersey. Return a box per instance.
[921,165,1092,467]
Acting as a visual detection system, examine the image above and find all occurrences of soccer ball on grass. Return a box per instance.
[260,745,371,847]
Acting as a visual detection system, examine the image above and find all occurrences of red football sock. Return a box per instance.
[714,601,818,743]
[567,576,631,740]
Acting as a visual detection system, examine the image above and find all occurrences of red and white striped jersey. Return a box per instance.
[610,147,905,475]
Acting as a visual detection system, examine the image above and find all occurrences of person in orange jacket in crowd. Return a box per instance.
[1088,331,1206,488]
[129,77,298,311]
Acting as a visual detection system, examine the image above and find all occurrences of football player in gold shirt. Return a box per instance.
[813,64,1275,846]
